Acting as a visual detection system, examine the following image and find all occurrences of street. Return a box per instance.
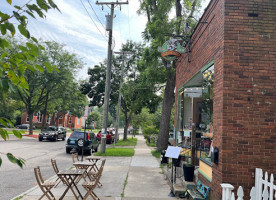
[0,136,73,200]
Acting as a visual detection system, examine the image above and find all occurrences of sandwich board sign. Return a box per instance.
[165,146,182,158]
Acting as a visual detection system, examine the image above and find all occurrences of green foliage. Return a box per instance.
[137,0,203,151]
[80,61,120,107]
[0,0,60,168]
[143,125,159,135]
[93,148,134,157]
[151,150,161,159]
[87,112,100,126]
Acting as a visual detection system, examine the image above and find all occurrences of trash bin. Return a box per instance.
[172,156,181,167]
[160,150,168,164]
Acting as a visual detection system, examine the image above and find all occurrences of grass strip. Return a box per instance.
[94,148,134,156]
[151,150,161,159]
[113,138,137,146]
[146,140,156,147]
[121,173,129,197]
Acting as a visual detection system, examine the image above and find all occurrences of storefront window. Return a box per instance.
[178,64,214,164]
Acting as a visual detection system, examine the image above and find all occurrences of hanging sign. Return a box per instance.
[158,38,186,61]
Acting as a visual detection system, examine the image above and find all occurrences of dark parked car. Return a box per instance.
[66,131,99,154]
[16,124,36,129]
[38,126,66,142]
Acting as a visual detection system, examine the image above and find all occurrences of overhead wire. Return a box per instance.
[79,0,108,42]
[127,4,131,40]
[116,9,123,47]
[87,0,106,31]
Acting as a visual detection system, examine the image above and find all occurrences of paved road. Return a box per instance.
[0,136,73,200]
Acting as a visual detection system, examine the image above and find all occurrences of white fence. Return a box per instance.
[221,168,276,200]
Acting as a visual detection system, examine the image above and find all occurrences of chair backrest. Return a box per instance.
[51,159,59,174]
[96,159,106,181]
[72,153,79,163]
[34,166,44,187]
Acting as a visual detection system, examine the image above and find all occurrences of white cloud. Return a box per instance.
[1,0,209,80]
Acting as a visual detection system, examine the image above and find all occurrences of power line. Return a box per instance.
[127,5,131,40]
[88,0,106,31]
[79,0,108,42]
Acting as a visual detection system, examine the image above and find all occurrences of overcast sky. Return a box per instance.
[1,0,210,80]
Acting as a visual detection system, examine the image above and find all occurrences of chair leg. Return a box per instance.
[83,187,97,200]
[54,178,62,188]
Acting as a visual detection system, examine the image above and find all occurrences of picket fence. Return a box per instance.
[221,168,276,200]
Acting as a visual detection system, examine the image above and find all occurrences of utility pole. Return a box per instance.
[114,51,133,143]
[96,1,129,137]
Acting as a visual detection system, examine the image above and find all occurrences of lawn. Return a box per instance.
[151,150,161,159]
[94,148,135,156]
[113,138,137,146]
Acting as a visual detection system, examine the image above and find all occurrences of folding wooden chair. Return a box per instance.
[34,166,57,200]
[51,159,66,187]
[72,153,79,163]
[87,159,106,187]
[82,159,106,200]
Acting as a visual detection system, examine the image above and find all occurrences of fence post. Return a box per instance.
[269,173,274,200]
[221,183,234,200]
[237,186,244,200]
[255,168,263,200]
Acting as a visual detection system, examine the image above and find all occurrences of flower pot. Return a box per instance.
[183,164,195,182]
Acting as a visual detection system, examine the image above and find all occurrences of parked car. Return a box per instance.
[66,131,99,154]
[57,126,66,135]
[16,124,36,129]
[38,126,66,142]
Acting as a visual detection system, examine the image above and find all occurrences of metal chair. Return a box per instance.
[34,166,57,200]
[82,159,106,200]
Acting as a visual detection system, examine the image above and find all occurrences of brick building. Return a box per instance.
[21,112,82,129]
[175,0,276,199]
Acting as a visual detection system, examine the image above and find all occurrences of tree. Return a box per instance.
[80,60,120,107]
[0,0,59,168]
[138,0,202,151]
[87,112,100,130]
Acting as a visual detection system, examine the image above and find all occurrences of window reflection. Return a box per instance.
[178,65,214,163]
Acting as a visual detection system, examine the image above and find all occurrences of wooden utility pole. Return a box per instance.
[96,0,128,153]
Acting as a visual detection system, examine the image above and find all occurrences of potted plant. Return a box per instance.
[183,153,195,182]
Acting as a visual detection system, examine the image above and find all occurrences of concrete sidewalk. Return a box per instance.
[14,135,176,200]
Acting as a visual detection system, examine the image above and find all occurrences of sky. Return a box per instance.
[1,0,210,80]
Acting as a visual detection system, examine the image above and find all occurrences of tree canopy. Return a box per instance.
[138,0,203,151]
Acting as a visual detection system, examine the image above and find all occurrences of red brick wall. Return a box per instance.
[175,0,225,198]
[222,0,276,198]
[176,0,276,199]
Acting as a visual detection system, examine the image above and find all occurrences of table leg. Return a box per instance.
[59,175,79,200]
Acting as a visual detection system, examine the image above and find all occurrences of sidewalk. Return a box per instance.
[14,135,177,200]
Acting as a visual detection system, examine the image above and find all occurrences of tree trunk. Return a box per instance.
[157,71,176,151]
[51,112,55,126]
[28,112,34,135]
[41,92,49,130]
[123,110,128,141]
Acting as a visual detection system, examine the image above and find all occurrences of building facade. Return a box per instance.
[175,0,276,198]
[21,112,82,129]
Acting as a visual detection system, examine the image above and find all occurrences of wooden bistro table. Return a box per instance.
[57,169,84,200]
[85,156,102,172]
[73,160,99,183]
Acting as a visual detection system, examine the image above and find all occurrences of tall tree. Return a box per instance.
[0,0,59,168]
[138,0,202,151]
